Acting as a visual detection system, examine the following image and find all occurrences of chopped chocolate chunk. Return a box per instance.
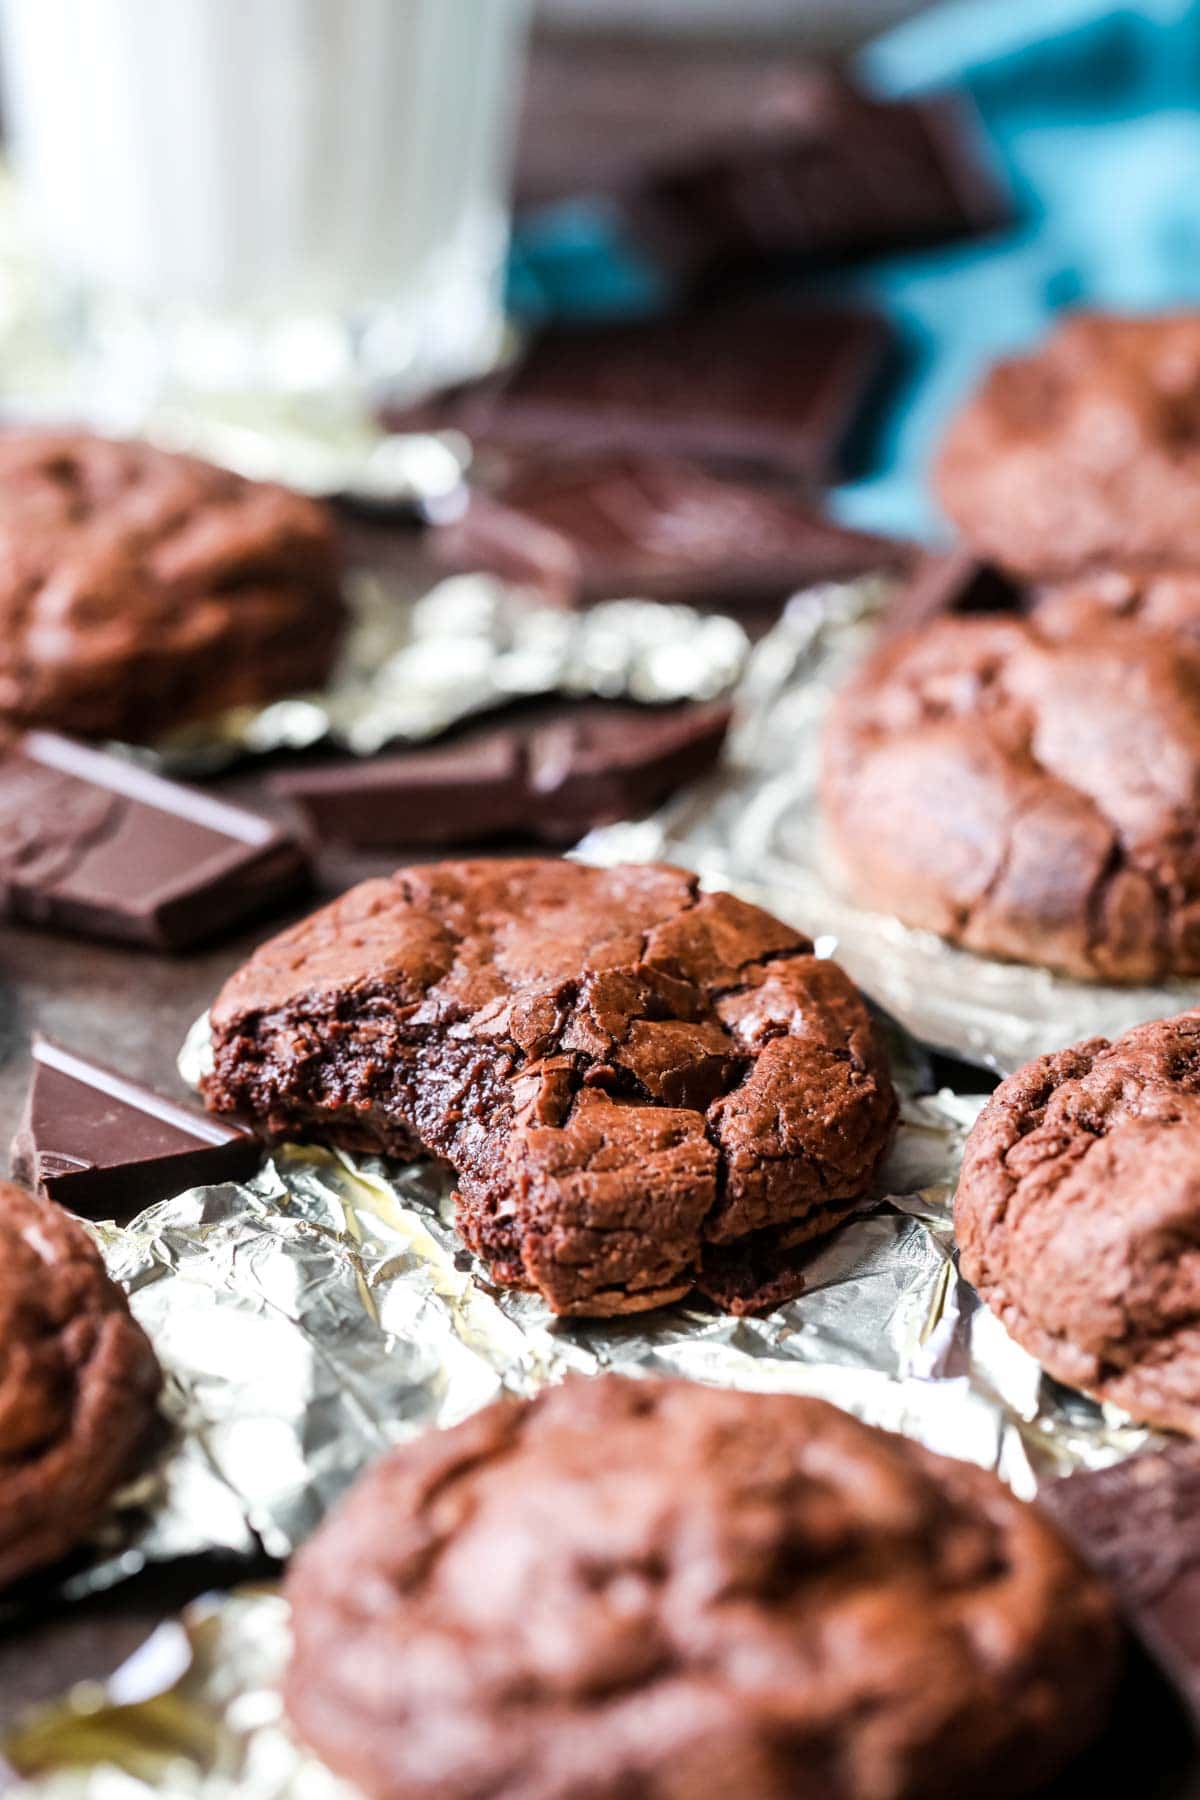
[433,453,908,609]
[388,307,891,481]
[273,700,731,850]
[12,1036,260,1219]
[0,731,309,950]
[518,50,1007,275]
[624,76,1008,283]
[1042,1446,1200,1726]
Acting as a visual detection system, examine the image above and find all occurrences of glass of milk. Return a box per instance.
[0,0,531,419]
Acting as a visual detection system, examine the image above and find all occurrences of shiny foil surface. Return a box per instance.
[145,571,750,771]
[10,576,1181,1794]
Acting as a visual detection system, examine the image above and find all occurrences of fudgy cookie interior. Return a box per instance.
[204,859,896,1316]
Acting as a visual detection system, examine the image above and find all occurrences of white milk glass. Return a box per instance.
[0,0,531,409]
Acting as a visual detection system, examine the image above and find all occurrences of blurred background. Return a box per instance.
[0,0,1195,537]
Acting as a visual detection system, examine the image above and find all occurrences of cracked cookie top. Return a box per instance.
[956,1010,1200,1435]
[285,1375,1119,1800]
[936,312,1200,580]
[203,859,896,1316]
[0,1180,160,1588]
[821,612,1200,982]
[0,429,342,742]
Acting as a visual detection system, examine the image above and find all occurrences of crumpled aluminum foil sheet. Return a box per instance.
[5,1589,345,1800]
[580,576,1199,1074]
[145,571,749,773]
[7,1065,1160,1794]
[31,998,1154,1634]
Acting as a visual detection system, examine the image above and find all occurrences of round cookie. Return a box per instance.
[0,1181,160,1587]
[202,858,896,1316]
[285,1376,1120,1800]
[821,611,1200,982]
[1036,564,1200,645]
[936,312,1200,580]
[956,1011,1200,1435]
[0,429,343,742]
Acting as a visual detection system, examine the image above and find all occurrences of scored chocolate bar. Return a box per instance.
[12,1035,260,1218]
[433,452,909,611]
[0,731,309,950]
[624,74,1008,283]
[518,50,1007,275]
[388,306,891,481]
[273,699,731,850]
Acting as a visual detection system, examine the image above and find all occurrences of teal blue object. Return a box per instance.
[509,2,1200,542]
[839,0,1200,539]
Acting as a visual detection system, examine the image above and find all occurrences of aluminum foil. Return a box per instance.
[31,996,1153,1632]
[6,1061,1159,1794]
[9,576,1187,1795]
[581,576,1200,1073]
[143,570,749,774]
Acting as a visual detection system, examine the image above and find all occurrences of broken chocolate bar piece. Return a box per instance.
[12,1035,260,1218]
[517,49,1007,266]
[434,453,909,610]
[1041,1446,1200,1726]
[388,306,891,481]
[0,731,309,949]
[273,700,731,850]
[624,75,1008,282]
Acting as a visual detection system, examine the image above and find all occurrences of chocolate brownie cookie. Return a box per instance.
[285,1376,1119,1800]
[203,860,896,1316]
[957,1013,1200,1432]
[936,313,1200,580]
[0,1180,160,1587]
[0,429,343,742]
[1035,564,1200,644]
[821,612,1200,981]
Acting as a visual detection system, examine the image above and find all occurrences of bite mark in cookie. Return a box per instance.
[956,1011,1200,1434]
[0,1180,160,1587]
[203,859,896,1316]
[285,1376,1119,1800]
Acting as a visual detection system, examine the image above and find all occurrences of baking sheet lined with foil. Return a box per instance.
[137,568,750,773]
[580,575,1200,1073]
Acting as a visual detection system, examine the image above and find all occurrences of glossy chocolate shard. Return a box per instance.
[624,78,1009,281]
[433,453,910,610]
[386,306,891,482]
[273,700,732,850]
[0,731,309,950]
[516,49,1008,264]
[11,1035,261,1219]
[1041,1446,1200,1725]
